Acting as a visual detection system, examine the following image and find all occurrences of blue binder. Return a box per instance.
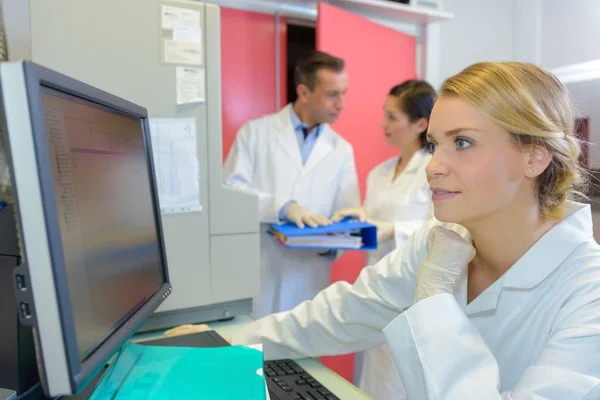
[268,218,377,251]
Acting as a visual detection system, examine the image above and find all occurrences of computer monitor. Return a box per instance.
[0,61,172,397]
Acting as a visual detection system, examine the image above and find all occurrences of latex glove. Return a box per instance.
[331,207,368,222]
[414,226,476,303]
[286,202,330,228]
[367,219,395,243]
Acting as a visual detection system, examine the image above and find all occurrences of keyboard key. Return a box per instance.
[306,391,326,400]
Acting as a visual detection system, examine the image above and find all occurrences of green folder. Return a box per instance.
[89,342,266,399]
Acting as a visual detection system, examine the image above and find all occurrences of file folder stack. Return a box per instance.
[268,218,377,251]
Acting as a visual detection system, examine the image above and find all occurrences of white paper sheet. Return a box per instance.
[173,26,202,43]
[148,118,201,214]
[164,39,203,65]
[176,66,205,105]
[161,5,200,30]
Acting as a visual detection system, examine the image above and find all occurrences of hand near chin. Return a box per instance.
[414,226,476,303]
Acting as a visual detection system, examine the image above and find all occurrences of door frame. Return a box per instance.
[209,0,449,87]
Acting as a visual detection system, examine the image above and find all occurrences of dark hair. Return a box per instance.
[389,80,436,148]
[294,51,345,91]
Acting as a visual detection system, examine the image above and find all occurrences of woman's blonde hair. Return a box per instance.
[440,61,586,221]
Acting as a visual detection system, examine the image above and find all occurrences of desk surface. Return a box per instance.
[135,314,372,400]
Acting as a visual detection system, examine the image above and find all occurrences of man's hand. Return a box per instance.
[367,219,395,243]
[286,202,331,228]
[331,207,368,222]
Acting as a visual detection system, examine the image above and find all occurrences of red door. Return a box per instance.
[220,8,287,161]
[317,2,417,382]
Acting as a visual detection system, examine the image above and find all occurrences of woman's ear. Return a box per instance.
[413,117,429,135]
[523,144,552,178]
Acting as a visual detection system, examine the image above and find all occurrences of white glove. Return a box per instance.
[331,208,395,243]
[286,202,331,228]
[414,226,476,303]
[331,207,368,222]
[367,219,395,243]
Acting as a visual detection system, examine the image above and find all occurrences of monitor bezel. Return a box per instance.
[0,61,172,396]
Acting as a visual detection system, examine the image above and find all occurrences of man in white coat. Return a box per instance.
[223,51,360,318]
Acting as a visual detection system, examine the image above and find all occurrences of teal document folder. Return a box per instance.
[90,342,265,399]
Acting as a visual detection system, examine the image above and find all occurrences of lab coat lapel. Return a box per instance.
[301,125,334,176]
[455,269,502,316]
[501,202,592,289]
[403,150,430,175]
[275,106,303,170]
[458,202,592,316]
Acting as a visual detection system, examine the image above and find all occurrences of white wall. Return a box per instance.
[435,0,517,85]
[542,0,600,69]
[567,79,600,168]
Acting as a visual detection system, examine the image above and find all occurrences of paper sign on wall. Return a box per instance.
[173,26,202,43]
[148,118,201,214]
[161,5,200,30]
[164,40,202,66]
[176,66,205,105]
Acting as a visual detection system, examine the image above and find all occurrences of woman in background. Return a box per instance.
[332,80,436,399]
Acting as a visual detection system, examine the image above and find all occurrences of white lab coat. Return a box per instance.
[363,150,432,266]
[358,150,432,399]
[223,105,360,318]
[233,201,600,399]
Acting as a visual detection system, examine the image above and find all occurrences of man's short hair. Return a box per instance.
[294,51,345,91]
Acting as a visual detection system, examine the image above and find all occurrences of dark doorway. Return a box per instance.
[286,23,316,104]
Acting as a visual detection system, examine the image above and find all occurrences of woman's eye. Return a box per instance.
[456,138,472,150]
[426,141,437,154]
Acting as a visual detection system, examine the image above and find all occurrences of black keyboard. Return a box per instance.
[264,359,340,400]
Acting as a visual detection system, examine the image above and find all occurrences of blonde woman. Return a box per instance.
[232,62,600,399]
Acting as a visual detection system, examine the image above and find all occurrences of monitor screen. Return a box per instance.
[40,86,165,361]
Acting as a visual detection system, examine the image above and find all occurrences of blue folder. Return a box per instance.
[268,218,377,251]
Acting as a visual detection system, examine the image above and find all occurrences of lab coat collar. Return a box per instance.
[276,105,303,169]
[276,105,335,175]
[381,149,429,181]
[501,201,594,289]
[289,103,322,137]
[452,202,593,315]
[302,124,335,174]
[403,149,430,175]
